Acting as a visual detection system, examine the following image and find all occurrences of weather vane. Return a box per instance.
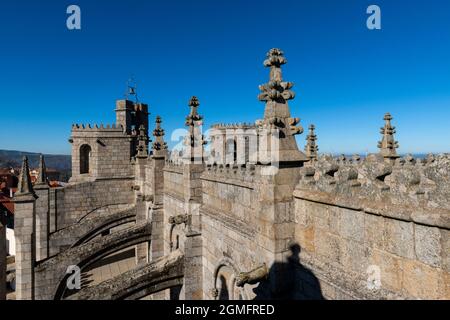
[125,75,139,103]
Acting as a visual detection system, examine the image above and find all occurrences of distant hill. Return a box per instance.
[0,149,71,172]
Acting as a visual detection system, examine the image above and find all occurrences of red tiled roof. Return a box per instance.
[0,194,14,215]
[49,180,63,188]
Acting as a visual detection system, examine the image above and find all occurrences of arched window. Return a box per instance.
[226,139,237,164]
[215,265,234,300]
[244,136,250,164]
[80,144,92,174]
[175,235,180,250]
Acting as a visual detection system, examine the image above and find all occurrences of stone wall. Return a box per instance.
[70,125,133,182]
[199,164,272,300]
[53,178,135,229]
[293,195,449,299]
[164,165,184,202]
[201,164,256,224]
[200,208,260,300]
[292,154,450,300]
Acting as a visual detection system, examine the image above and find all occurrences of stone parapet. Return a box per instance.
[296,153,450,211]
[71,123,125,132]
[211,122,256,129]
[202,163,257,187]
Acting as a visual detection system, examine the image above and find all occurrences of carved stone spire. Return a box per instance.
[378,113,399,160]
[36,154,48,186]
[152,116,168,158]
[257,48,307,164]
[184,96,206,162]
[305,124,319,163]
[185,96,202,125]
[136,125,149,159]
[16,156,37,199]
[258,48,295,103]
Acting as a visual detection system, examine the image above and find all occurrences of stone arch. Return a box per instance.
[244,136,250,164]
[65,250,184,300]
[167,221,184,300]
[70,210,136,248]
[225,138,237,164]
[49,223,152,300]
[169,224,183,252]
[213,257,247,300]
[79,144,92,174]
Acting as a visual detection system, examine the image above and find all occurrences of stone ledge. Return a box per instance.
[164,191,185,202]
[201,205,256,240]
[163,166,184,174]
[294,189,450,230]
[201,175,255,190]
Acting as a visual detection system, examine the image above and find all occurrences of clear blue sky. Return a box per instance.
[0,0,449,155]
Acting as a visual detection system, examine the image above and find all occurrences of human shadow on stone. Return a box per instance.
[218,275,229,300]
[253,243,325,300]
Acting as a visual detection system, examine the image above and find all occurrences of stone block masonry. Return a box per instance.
[10,49,449,301]
[293,153,450,299]
[54,178,135,229]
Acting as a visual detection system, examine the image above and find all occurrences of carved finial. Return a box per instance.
[36,154,48,186]
[152,116,168,157]
[305,124,319,163]
[16,156,37,198]
[186,96,202,126]
[378,113,399,160]
[255,49,307,164]
[258,48,295,103]
[264,48,287,82]
[136,124,149,159]
[184,96,206,162]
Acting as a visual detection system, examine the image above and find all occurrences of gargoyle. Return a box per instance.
[168,214,189,225]
[236,263,268,287]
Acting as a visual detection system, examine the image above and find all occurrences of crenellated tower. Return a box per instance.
[70,95,149,182]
